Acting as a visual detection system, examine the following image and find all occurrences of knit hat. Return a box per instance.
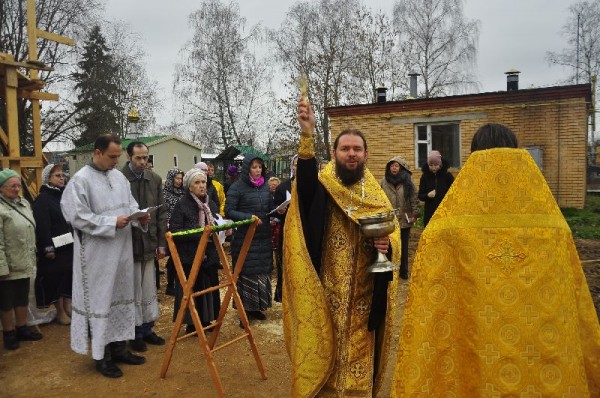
[42,164,55,185]
[226,164,239,177]
[0,169,20,187]
[427,150,442,166]
[183,168,206,190]
[194,162,208,172]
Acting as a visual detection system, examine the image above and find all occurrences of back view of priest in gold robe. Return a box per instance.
[393,123,600,397]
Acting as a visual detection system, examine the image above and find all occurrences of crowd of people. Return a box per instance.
[1,99,598,396]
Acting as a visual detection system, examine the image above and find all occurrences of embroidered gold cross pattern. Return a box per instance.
[487,238,527,275]
[350,361,366,379]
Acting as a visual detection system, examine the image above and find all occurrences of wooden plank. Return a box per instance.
[17,90,59,101]
[36,29,75,46]
[0,124,8,148]
[0,157,44,168]
[0,57,54,72]
[3,67,20,157]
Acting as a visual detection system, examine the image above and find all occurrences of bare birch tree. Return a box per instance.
[271,1,406,159]
[173,0,274,151]
[546,0,600,86]
[272,0,363,159]
[393,0,480,98]
[349,7,410,102]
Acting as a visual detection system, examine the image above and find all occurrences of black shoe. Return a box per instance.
[3,330,19,350]
[95,359,123,378]
[400,272,409,280]
[239,320,245,329]
[165,286,175,296]
[143,332,165,346]
[129,337,147,352]
[247,311,266,320]
[16,325,43,341]
[112,350,146,365]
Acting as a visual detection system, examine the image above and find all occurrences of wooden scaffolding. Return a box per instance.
[0,0,74,198]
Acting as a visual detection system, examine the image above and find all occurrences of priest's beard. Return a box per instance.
[335,158,366,186]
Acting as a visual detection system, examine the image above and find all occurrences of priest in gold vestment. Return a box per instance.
[393,124,600,397]
[282,99,401,397]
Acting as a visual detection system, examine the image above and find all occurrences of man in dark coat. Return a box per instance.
[121,141,168,352]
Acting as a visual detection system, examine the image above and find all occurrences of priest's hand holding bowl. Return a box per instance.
[373,236,390,254]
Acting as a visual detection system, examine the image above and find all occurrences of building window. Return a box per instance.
[148,154,154,165]
[173,155,178,167]
[415,123,460,168]
[193,155,198,164]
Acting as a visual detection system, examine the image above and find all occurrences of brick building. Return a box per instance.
[326,83,592,209]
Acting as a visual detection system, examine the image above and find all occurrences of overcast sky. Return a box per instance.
[102,0,580,127]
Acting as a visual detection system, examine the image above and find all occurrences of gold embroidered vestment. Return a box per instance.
[393,148,600,397]
[283,157,400,398]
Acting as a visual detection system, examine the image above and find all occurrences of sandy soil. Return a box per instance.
[1,231,599,398]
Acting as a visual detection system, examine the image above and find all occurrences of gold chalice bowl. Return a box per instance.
[358,212,399,273]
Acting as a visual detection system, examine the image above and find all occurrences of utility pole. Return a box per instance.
[576,13,580,84]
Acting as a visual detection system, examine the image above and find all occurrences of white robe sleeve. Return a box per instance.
[61,175,119,238]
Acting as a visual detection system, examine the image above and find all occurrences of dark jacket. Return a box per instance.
[225,154,274,275]
[121,164,168,262]
[169,192,220,271]
[417,159,454,227]
[32,185,73,275]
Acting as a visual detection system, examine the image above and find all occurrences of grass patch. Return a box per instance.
[562,194,600,239]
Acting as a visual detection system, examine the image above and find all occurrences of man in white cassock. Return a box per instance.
[61,133,151,378]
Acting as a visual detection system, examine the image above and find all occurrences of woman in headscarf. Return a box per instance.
[225,154,274,321]
[33,164,73,325]
[0,169,43,350]
[380,156,419,279]
[417,150,454,227]
[162,168,185,296]
[169,168,221,333]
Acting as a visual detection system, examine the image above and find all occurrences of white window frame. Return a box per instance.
[414,122,461,169]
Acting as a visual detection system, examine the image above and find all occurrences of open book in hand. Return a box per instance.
[268,190,292,215]
[129,205,163,220]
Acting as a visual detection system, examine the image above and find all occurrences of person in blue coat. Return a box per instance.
[225,154,274,321]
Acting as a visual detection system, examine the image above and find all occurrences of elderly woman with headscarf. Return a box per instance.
[194,162,220,212]
[169,168,221,333]
[225,154,274,321]
[0,169,43,350]
[417,150,454,227]
[162,168,185,296]
[32,164,73,325]
[380,156,419,280]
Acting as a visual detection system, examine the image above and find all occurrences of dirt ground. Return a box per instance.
[1,231,599,398]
